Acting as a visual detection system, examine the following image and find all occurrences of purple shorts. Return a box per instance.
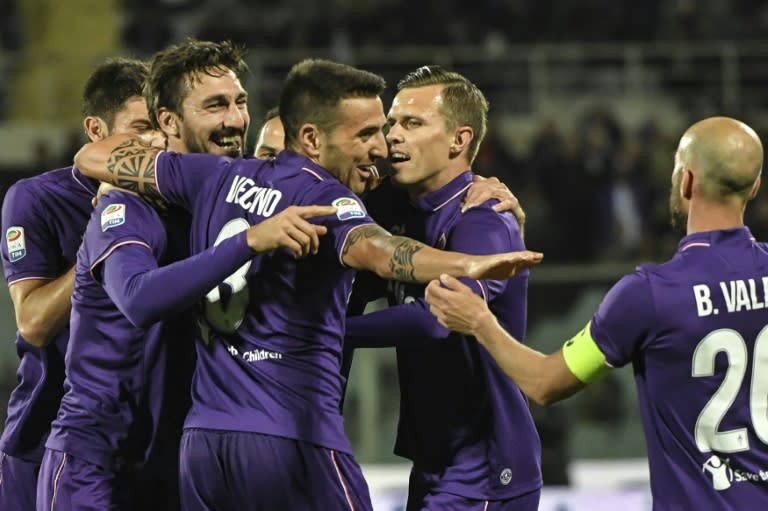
[0,451,39,511]
[406,467,541,511]
[179,428,372,510]
[36,448,177,511]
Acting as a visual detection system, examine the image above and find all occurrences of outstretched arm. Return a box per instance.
[101,203,337,327]
[340,224,541,282]
[425,274,610,405]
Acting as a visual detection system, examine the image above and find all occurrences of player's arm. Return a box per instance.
[100,204,336,327]
[345,303,449,348]
[426,274,611,405]
[75,135,165,206]
[8,267,75,348]
[340,224,541,282]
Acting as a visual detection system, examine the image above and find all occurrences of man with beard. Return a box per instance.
[424,116,768,510]
[36,40,253,510]
[73,58,542,511]
[145,39,250,158]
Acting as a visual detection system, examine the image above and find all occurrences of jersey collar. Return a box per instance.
[411,171,473,213]
[678,226,754,252]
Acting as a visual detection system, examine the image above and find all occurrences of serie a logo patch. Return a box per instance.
[6,226,26,262]
[101,204,126,232]
[332,197,365,221]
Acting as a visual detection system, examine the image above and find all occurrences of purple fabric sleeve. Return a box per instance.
[590,270,655,367]
[101,231,253,328]
[1,180,59,283]
[345,301,451,348]
[155,151,233,212]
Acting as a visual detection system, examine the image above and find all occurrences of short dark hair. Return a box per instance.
[397,65,489,163]
[263,106,280,124]
[82,57,149,130]
[279,59,386,149]
[144,39,249,129]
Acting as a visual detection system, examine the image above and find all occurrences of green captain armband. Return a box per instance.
[562,321,611,384]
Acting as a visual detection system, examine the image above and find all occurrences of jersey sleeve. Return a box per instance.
[2,180,60,284]
[445,206,523,301]
[83,192,167,280]
[304,181,377,265]
[154,151,232,212]
[589,270,656,368]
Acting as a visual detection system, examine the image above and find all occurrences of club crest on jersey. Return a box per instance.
[6,226,26,262]
[332,197,365,221]
[101,204,126,232]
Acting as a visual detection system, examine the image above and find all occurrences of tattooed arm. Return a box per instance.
[340,224,542,282]
[75,135,165,207]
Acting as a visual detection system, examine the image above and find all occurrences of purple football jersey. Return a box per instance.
[0,167,96,462]
[154,150,377,453]
[348,172,542,499]
[45,193,170,469]
[591,227,768,510]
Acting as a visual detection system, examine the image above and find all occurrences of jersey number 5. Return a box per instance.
[692,326,768,453]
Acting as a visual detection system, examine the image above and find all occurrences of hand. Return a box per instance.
[246,205,337,258]
[462,175,526,239]
[425,274,494,335]
[464,250,543,280]
[92,181,140,208]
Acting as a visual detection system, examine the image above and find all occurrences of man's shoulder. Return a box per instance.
[8,166,77,196]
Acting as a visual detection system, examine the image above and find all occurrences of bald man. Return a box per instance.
[425,116,768,510]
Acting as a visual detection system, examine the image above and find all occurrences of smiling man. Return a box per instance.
[145,39,250,157]
[73,58,542,511]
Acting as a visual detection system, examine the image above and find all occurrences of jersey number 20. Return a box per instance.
[692,326,768,453]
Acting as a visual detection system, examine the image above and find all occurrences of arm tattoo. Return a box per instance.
[343,225,425,281]
[106,139,165,208]
[342,225,383,258]
[387,237,423,282]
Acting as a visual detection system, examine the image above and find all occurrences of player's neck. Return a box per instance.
[686,200,745,235]
[405,164,467,200]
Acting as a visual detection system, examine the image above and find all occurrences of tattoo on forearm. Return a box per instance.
[343,226,424,281]
[387,237,423,282]
[342,225,382,258]
[106,139,165,208]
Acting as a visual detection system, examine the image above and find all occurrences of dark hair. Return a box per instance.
[263,106,280,124]
[279,59,386,149]
[82,57,149,130]
[397,65,489,163]
[144,39,249,129]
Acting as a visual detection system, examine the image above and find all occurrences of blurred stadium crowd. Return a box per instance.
[2,0,768,477]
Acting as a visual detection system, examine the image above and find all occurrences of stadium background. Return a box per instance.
[1,0,767,508]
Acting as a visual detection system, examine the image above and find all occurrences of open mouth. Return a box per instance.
[389,152,410,165]
[356,165,377,179]
[211,135,243,154]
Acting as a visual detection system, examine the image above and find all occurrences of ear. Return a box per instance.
[157,108,179,137]
[681,168,694,200]
[83,116,108,142]
[449,126,473,158]
[297,123,322,160]
[749,175,762,199]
